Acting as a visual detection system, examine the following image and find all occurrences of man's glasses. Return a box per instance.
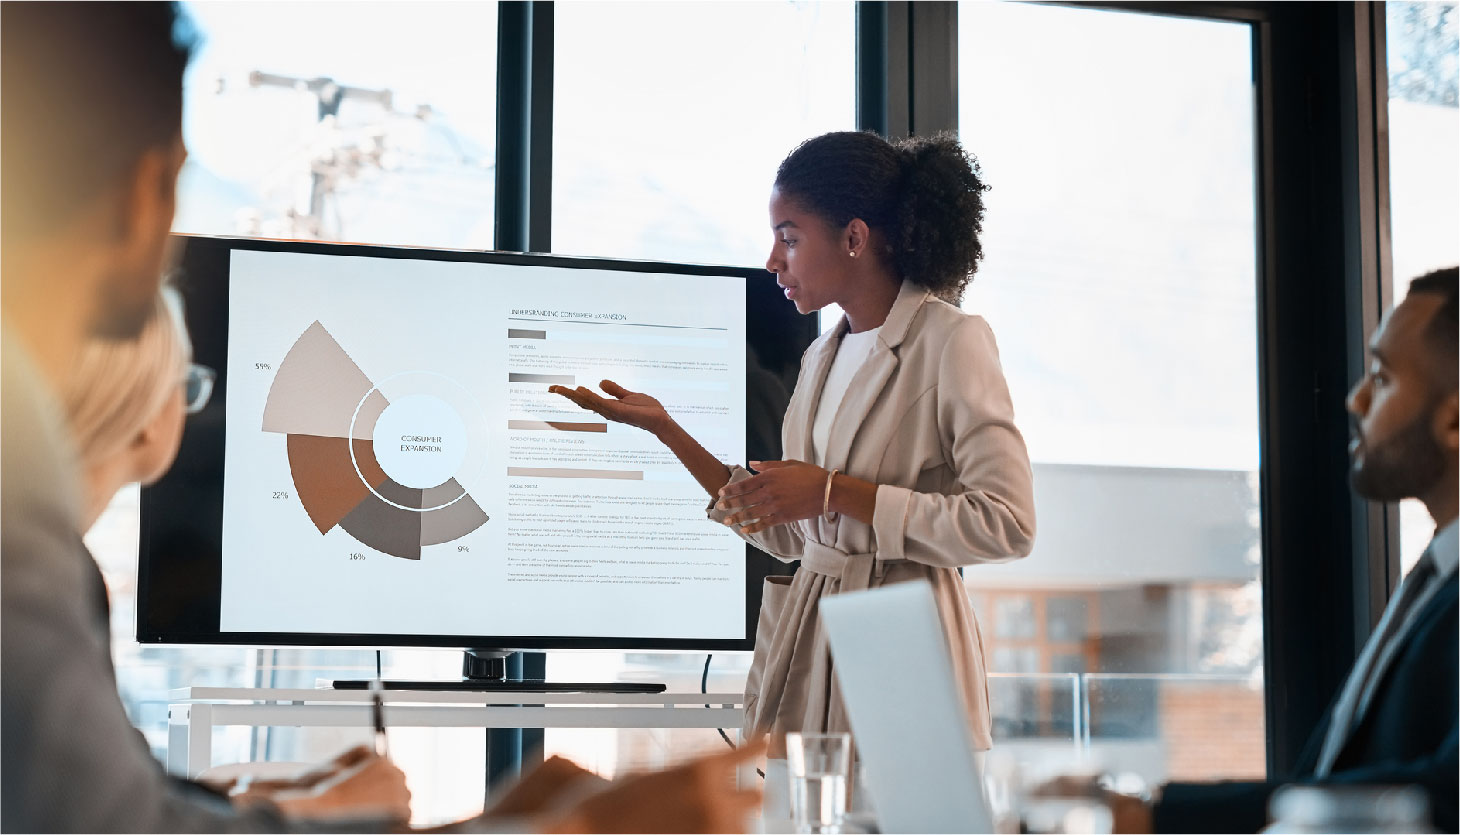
[185,364,216,414]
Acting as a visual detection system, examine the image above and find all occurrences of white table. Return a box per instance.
[166,687,743,777]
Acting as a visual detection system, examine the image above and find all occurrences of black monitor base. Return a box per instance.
[330,679,666,693]
[330,649,665,693]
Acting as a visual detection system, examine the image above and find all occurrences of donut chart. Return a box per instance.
[262,321,489,560]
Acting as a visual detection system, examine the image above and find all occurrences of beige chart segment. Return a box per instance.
[262,321,489,560]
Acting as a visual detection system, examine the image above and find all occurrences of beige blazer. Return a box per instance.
[710,279,1036,751]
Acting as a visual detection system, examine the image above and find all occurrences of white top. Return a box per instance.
[810,326,881,466]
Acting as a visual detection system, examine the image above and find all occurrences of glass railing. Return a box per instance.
[986,672,1264,785]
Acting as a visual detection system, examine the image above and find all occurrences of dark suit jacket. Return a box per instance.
[1153,574,1458,833]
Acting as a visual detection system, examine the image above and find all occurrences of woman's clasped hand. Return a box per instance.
[716,460,834,534]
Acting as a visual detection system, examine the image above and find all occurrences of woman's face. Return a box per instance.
[764,186,848,316]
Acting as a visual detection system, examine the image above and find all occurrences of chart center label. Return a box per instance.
[372,394,468,489]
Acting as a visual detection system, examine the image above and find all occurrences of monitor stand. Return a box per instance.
[330,648,666,693]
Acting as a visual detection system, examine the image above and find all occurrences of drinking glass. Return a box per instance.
[785,732,851,834]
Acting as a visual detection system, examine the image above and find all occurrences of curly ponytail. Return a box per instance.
[774,130,990,303]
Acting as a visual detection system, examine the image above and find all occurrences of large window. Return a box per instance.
[552,1,855,266]
[174,2,497,247]
[1386,1,1458,574]
[957,2,1264,783]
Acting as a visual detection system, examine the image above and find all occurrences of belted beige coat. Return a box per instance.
[709,279,1036,752]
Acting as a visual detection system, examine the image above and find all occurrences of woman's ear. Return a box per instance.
[844,218,871,258]
[126,393,186,486]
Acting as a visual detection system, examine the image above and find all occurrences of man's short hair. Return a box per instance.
[1408,266,1459,390]
[1,2,197,243]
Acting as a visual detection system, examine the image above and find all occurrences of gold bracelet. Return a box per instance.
[823,468,839,518]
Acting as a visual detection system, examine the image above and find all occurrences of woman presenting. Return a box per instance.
[551,130,1036,754]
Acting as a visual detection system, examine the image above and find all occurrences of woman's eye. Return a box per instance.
[781,238,796,248]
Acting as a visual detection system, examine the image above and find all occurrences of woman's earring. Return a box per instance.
[848,251,857,258]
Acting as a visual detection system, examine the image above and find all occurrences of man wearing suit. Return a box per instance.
[1100,267,1459,833]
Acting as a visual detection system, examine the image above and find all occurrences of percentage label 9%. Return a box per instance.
[457,546,470,553]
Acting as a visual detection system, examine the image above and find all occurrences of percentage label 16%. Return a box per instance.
[349,553,366,561]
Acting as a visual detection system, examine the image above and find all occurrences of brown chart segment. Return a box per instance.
[264,321,490,559]
[285,435,388,533]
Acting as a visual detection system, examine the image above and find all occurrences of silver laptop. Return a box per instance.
[819,580,994,834]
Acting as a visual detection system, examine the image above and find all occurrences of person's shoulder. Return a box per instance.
[906,296,995,352]
[2,338,91,604]
[2,331,82,512]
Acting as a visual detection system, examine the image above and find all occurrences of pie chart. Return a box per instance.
[262,321,489,560]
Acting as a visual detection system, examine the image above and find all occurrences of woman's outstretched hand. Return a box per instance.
[715,459,831,534]
[549,380,671,435]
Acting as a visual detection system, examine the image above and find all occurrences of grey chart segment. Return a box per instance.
[421,491,490,547]
[339,493,424,560]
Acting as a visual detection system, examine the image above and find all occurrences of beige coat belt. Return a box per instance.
[799,540,903,594]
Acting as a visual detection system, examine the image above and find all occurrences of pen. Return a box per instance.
[369,678,389,757]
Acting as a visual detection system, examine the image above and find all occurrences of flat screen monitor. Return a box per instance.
[137,235,815,651]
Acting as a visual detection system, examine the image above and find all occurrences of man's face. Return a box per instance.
[89,136,186,339]
[1346,293,1453,502]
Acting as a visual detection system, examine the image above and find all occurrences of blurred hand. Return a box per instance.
[228,745,375,801]
[486,755,607,818]
[545,740,766,834]
[716,460,829,534]
[549,380,671,435]
[262,749,412,822]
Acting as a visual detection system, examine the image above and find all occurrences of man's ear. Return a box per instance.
[111,143,181,252]
[1437,390,1459,455]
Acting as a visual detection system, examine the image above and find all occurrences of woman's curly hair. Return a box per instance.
[773,130,990,303]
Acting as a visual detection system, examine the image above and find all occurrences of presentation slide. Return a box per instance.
[219,249,747,639]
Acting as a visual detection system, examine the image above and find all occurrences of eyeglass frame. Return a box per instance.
[184,363,216,414]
